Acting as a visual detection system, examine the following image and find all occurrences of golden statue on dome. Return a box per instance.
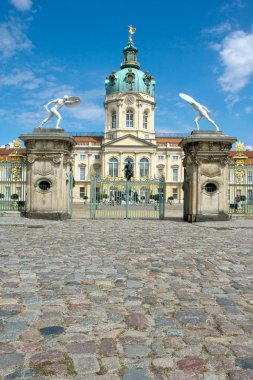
[128,25,136,43]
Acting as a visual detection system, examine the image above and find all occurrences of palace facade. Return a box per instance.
[72,33,185,203]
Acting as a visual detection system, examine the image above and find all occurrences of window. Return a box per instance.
[109,157,118,177]
[158,155,164,160]
[172,188,178,200]
[94,166,101,177]
[248,189,253,201]
[38,181,51,191]
[124,157,134,177]
[157,166,164,177]
[205,183,217,193]
[140,158,149,177]
[94,154,100,160]
[143,111,148,129]
[80,187,85,199]
[16,187,21,197]
[144,135,149,139]
[248,171,253,183]
[79,166,86,181]
[109,134,114,139]
[5,186,10,198]
[126,109,133,128]
[172,168,178,182]
[80,154,86,160]
[172,155,179,161]
[111,110,116,129]
[5,168,12,180]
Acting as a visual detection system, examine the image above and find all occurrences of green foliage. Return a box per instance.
[10,193,19,200]
[0,193,4,199]
[240,195,246,201]
[83,195,88,200]
[102,193,108,199]
[153,194,160,201]
[72,177,75,188]
[168,196,174,200]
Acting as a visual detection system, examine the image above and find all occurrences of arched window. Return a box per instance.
[111,110,116,129]
[143,111,148,129]
[126,109,133,128]
[109,157,118,178]
[139,157,149,177]
[124,157,134,177]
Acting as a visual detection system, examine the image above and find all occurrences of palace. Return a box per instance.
[71,31,185,204]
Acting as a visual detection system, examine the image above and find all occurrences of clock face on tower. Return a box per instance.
[125,95,135,105]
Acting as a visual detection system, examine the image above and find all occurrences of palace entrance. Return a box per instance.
[90,176,165,219]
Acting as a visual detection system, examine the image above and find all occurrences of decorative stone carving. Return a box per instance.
[179,130,237,222]
[19,128,76,220]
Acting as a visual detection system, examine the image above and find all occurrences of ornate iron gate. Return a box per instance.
[228,164,253,215]
[0,161,26,212]
[90,176,165,219]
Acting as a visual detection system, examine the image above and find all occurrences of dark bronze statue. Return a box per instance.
[124,160,133,181]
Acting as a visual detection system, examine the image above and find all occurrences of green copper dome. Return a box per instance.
[105,40,155,96]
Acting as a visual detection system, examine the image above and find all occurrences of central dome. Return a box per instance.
[105,67,155,96]
[105,39,155,97]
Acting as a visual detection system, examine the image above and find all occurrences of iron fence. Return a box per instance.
[0,161,26,212]
[90,176,165,219]
[228,164,253,215]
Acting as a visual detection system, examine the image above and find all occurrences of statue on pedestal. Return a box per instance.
[38,95,80,129]
[124,160,133,181]
[179,93,219,131]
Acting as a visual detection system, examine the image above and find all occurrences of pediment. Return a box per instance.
[103,134,156,148]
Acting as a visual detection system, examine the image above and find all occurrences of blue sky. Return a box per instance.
[0,0,253,148]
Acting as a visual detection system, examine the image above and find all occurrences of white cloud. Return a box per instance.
[0,17,32,58]
[203,22,231,35]
[220,0,247,11]
[67,103,104,122]
[0,69,44,89]
[245,106,253,114]
[9,0,32,12]
[218,30,253,93]
[245,145,253,150]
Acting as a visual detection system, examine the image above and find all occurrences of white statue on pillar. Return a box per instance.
[179,93,219,131]
[38,95,80,129]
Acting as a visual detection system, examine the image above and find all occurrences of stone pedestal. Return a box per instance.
[179,131,236,222]
[19,128,76,220]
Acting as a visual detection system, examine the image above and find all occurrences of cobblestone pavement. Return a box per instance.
[0,217,253,380]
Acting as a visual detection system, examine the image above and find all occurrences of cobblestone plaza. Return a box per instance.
[0,212,253,379]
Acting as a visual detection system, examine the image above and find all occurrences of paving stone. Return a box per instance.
[123,369,151,380]
[175,311,207,326]
[152,357,173,369]
[100,338,117,356]
[5,369,40,379]
[177,356,205,372]
[0,217,252,379]
[39,325,64,336]
[66,341,96,354]
[71,355,100,374]
[235,357,253,369]
[29,350,65,364]
[101,356,120,372]
[0,353,24,370]
[124,345,150,357]
[228,369,253,379]
[126,313,150,330]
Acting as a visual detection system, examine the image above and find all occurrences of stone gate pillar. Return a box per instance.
[20,128,76,220]
[179,131,236,222]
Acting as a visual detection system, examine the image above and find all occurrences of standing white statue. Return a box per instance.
[179,93,219,131]
[38,95,80,129]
